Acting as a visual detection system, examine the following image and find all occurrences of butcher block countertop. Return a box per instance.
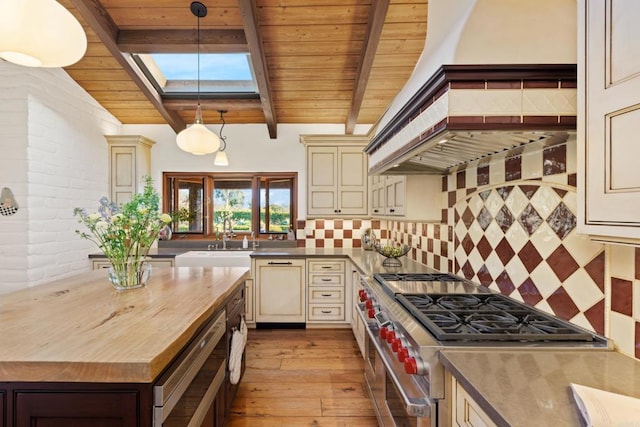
[441,349,640,426]
[0,266,249,384]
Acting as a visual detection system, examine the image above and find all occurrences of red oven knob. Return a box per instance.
[367,308,376,318]
[365,299,374,310]
[398,347,409,362]
[379,326,388,339]
[391,338,403,353]
[404,357,419,375]
[386,330,396,344]
[358,289,367,301]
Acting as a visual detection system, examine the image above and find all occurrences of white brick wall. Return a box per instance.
[0,61,121,293]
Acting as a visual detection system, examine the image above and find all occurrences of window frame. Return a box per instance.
[162,171,297,240]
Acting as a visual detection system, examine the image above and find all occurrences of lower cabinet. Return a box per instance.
[255,258,306,323]
[307,259,346,323]
[452,378,497,427]
[14,390,141,426]
[350,268,366,357]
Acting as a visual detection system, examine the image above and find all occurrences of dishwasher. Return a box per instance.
[153,310,227,426]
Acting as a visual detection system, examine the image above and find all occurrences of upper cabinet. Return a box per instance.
[370,174,443,222]
[105,135,155,205]
[301,135,369,218]
[578,1,640,241]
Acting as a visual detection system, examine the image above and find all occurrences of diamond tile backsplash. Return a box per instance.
[299,135,640,360]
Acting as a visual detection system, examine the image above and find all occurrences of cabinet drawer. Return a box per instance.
[307,305,345,321]
[309,288,344,304]
[308,260,345,273]
[308,273,344,286]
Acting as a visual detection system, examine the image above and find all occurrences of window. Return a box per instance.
[163,172,297,239]
[260,177,293,233]
[132,53,259,97]
[213,179,252,236]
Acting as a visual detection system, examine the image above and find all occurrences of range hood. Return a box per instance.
[365,0,577,175]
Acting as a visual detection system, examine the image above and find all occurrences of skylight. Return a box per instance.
[133,53,258,95]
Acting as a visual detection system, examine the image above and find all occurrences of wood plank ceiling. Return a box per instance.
[59,0,428,138]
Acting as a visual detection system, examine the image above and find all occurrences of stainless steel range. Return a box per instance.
[357,272,610,427]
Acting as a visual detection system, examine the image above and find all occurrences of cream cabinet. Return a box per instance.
[578,1,640,241]
[105,135,155,206]
[255,258,306,323]
[452,377,497,427]
[369,174,442,221]
[351,267,366,357]
[307,259,346,323]
[369,175,385,215]
[91,257,174,269]
[301,135,369,217]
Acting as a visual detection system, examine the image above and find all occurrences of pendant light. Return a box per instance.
[0,0,87,67]
[176,2,221,156]
[214,110,229,166]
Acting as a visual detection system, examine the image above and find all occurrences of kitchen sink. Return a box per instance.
[174,250,252,267]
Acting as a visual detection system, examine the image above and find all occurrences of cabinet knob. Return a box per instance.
[389,209,395,213]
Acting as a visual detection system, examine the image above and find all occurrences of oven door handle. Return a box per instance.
[360,310,432,418]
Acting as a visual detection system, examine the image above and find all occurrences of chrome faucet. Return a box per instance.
[251,232,259,250]
[222,234,229,250]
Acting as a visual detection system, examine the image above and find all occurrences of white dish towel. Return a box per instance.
[229,316,247,385]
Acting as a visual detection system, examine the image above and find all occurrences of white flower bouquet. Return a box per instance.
[74,176,171,289]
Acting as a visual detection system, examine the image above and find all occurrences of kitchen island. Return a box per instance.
[0,266,249,426]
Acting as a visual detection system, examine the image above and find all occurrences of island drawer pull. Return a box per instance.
[268,261,293,265]
[321,293,333,297]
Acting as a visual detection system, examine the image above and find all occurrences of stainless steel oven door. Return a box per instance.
[359,308,435,427]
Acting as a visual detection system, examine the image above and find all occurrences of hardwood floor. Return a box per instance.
[226,328,378,427]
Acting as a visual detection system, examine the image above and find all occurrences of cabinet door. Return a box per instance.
[255,259,306,322]
[369,176,384,215]
[337,147,368,215]
[307,147,338,216]
[384,176,405,216]
[452,379,497,427]
[579,1,640,239]
[15,392,138,427]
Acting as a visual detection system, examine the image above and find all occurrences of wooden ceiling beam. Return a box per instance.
[117,29,249,53]
[345,0,390,134]
[163,98,262,111]
[238,0,277,139]
[68,0,186,134]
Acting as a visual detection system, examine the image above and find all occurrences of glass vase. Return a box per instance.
[107,258,151,290]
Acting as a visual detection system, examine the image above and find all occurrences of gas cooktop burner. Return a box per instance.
[396,293,597,343]
[376,273,462,282]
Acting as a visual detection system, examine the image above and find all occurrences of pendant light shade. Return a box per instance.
[176,105,220,155]
[176,2,220,155]
[214,150,229,166]
[0,0,87,68]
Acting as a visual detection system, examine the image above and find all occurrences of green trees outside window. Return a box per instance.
[163,172,297,238]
